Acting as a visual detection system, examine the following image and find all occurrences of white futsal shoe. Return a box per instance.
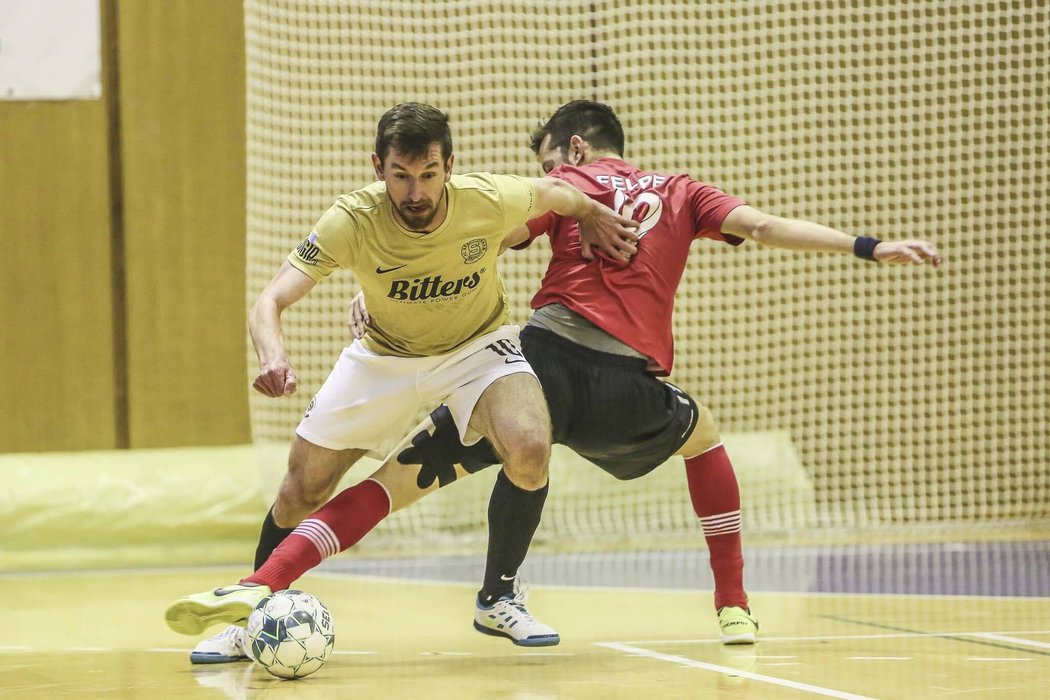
[189,624,250,664]
[473,579,560,647]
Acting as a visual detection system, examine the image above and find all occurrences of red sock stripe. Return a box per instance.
[699,510,742,536]
[295,519,340,559]
[247,478,390,591]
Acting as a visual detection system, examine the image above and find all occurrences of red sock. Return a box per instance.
[244,479,391,591]
[684,444,747,611]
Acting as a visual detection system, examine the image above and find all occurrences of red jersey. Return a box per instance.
[521,158,745,375]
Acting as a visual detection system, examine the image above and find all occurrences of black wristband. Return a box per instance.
[853,236,881,261]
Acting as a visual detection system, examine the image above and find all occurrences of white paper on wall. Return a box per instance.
[0,0,102,100]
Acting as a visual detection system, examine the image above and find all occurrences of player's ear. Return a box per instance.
[568,135,586,165]
[443,153,454,181]
[371,153,384,180]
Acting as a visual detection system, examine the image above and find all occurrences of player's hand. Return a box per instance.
[397,406,463,489]
[397,406,501,489]
[253,360,298,397]
[874,240,943,267]
[577,202,639,262]
[347,292,370,340]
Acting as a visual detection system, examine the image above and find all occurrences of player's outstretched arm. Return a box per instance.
[249,261,317,397]
[530,177,638,262]
[722,205,942,266]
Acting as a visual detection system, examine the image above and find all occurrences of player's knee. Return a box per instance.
[679,404,721,457]
[499,430,551,490]
[695,405,720,446]
[275,475,333,524]
[507,431,550,469]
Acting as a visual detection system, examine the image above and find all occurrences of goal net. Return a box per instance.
[244,1,1048,551]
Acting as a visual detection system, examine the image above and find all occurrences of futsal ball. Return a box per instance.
[245,589,335,679]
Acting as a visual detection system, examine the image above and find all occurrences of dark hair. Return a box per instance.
[375,103,453,162]
[529,100,625,156]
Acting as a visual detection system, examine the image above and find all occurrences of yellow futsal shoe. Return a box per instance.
[718,606,759,645]
[165,583,272,636]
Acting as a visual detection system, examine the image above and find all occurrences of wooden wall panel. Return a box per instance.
[117,1,249,447]
[0,101,118,451]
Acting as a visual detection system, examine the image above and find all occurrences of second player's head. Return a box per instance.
[529,100,625,173]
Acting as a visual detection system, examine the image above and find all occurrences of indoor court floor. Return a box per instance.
[1,540,1047,699]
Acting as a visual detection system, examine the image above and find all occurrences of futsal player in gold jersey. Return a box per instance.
[165,102,638,660]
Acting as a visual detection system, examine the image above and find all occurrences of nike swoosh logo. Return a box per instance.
[504,358,528,365]
[500,574,516,581]
[376,264,407,274]
[212,586,259,597]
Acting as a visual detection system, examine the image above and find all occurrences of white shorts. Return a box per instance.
[296,325,535,459]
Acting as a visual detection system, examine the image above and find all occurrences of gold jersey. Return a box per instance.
[288,172,536,357]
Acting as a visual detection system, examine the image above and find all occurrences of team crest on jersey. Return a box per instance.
[461,238,488,263]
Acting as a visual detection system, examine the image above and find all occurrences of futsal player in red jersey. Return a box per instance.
[350,100,941,645]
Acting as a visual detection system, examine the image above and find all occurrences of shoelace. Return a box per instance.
[492,578,537,621]
[218,626,243,643]
[505,597,538,622]
[512,578,530,601]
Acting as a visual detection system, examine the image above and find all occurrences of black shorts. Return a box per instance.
[519,326,699,480]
